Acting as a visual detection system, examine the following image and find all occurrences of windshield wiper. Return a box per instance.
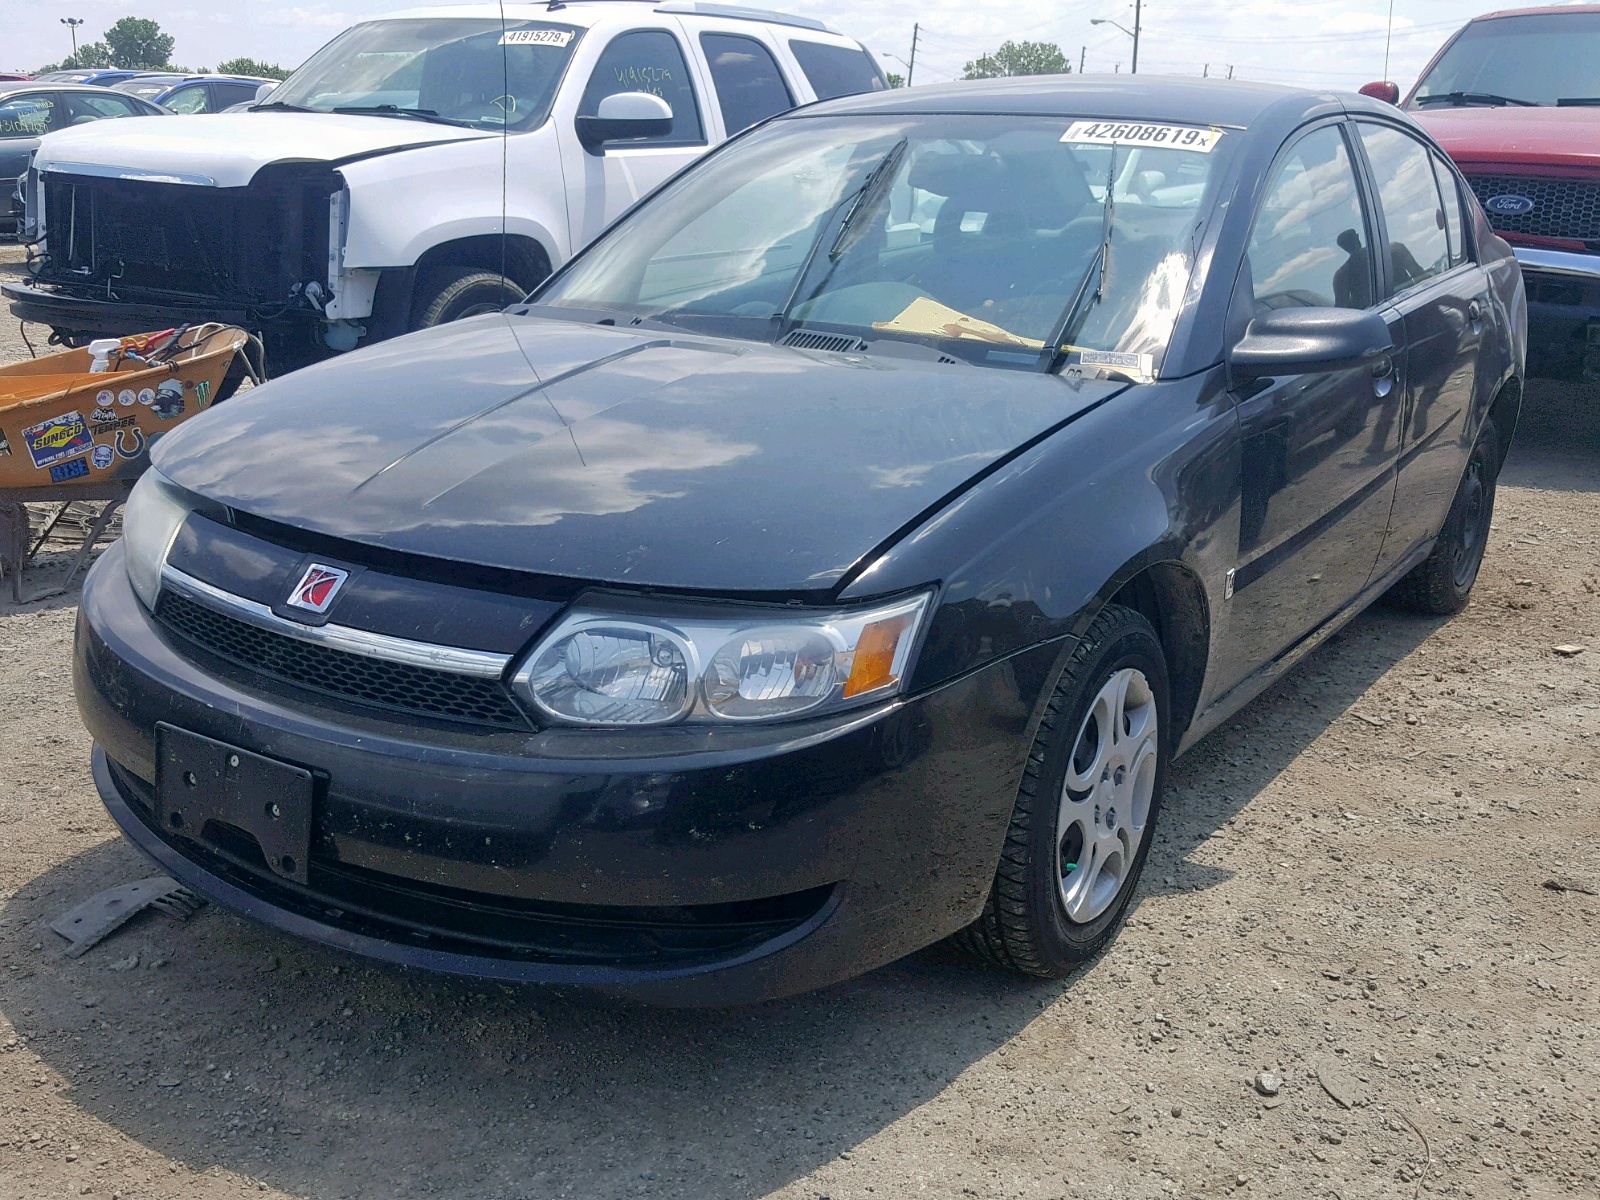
[829,138,909,261]
[332,105,473,127]
[1414,91,1536,108]
[1045,144,1119,372]
[251,100,317,112]
[769,138,909,338]
[1557,97,1600,106]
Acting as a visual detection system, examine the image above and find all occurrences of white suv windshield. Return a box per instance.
[539,114,1228,375]
[268,18,581,130]
[1413,12,1600,108]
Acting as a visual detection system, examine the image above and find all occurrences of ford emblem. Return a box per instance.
[1485,194,1535,216]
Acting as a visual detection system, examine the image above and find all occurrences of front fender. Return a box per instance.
[844,371,1240,701]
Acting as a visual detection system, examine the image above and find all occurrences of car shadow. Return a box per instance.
[1505,379,1600,494]
[0,596,1444,1199]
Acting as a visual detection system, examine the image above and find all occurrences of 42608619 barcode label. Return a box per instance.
[1061,121,1224,152]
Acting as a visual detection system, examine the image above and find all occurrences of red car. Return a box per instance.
[1364,5,1600,379]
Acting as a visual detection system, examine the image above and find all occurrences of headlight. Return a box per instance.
[122,469,192,610]
[516,591,932,727]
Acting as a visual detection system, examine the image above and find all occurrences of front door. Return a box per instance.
[558,26,711,248]
[1214,122,1404,692]
[1353,123,1489,579]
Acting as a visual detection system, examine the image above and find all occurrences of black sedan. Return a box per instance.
[1,82,168,238]
[73,77,1525,1004]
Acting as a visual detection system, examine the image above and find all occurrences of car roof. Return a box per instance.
[380,1,851,38]
[1475,4,1600,18]
[796,75,1377,130]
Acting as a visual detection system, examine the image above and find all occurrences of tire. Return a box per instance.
[952,604,1171,977]
[410,268,525,330]
[1385,419,1500,616]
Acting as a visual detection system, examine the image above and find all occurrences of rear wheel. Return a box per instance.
[1386,419,1500,615]
[410,267,525,330]
[952,605,1170,977]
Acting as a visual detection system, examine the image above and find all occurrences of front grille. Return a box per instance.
[1464,174,1600,242]
[156,591,531,730]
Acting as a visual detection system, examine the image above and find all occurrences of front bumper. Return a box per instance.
[76,545,1053,1005]
[4,278,252,338]
[1512,247,1600,379]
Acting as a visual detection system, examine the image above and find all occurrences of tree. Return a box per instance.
[215,56,292,80]
[103,17,176,70]
[885,71,905,88]
[962,40,1071,80]
[41,43,113,72]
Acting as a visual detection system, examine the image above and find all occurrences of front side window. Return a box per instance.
[1357,123,1450,296]
[1248,124,1374,311]
[789,41,886,101]
[1411,12,1600,108]
[63,92,147,122]
[579,30,704,145]
[164,85,211,114]
[539,114,1230,375]
[0,94,53,138]
[270,18,581,131]
[701,33,792,135]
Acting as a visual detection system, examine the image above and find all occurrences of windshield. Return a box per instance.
[114,78,181,99]
[268,18,580,130]
[538,114,1228,376]
[1412,12,1600,107]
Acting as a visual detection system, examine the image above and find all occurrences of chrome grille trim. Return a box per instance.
[158,565,513,679]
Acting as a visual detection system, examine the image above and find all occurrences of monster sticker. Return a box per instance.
[22,411,94,470]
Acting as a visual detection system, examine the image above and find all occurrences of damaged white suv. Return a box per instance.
[6,2,885,367]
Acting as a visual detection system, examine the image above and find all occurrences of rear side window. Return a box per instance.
[788,41,886,101]
[580,29,704,145]
[1356,122,1451,295]
[1248,124,1375,311]
[1432,152,1468,266]
[701,33,792,135]
[215,82,262,109]
[164,85,211,114]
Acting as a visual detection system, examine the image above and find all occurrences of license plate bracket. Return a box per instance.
[155,723,314,884]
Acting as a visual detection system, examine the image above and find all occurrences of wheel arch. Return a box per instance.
[412,234,553,293]
[1486,373,1523,470]
[1096,557,1212,748]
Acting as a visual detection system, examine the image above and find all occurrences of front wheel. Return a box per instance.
[1386,418,1500,615]
[410,267,526,330]
[953,604,1170,977]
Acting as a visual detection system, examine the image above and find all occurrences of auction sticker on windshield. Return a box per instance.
[1062,121,1224,152]
[501,29,573,46]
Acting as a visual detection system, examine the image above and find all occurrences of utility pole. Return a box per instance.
[1132,0,1142,75]
[1227,64,1235,79]
[1203,63,1209,78]
[1079,45,1086,73]
[61,17,85,57]
[907,23,919,87]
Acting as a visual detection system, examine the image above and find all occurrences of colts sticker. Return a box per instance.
[22,411,94,469]
[49,457,90,483]
[114,426,147,460]
[91,444,115,471]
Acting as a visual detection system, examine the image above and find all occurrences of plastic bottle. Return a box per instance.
[86,339,121,373]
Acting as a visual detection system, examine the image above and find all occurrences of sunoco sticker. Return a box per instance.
[500,28,573,46]
[1062,121,1223,152]
[23,411,93,469]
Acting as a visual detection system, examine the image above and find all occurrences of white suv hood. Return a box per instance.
[36,113,491,188]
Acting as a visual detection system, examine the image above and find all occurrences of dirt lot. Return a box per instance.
[0,242,1596,1200]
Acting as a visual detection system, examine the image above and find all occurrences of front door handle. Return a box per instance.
[1372,354,1394,397]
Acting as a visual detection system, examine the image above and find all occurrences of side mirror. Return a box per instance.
[253,82,277,102]
[1230,308,1393,379]
[1359,81,1400,105]
[576,91,673,151]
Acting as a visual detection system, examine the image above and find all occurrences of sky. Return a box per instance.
[6,0,1579,88]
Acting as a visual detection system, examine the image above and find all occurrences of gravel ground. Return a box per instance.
[1,241,1597,1200]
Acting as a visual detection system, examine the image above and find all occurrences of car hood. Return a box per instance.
[1412,105,1600,170]
[34,113,490,188]
[154,314,1123,595]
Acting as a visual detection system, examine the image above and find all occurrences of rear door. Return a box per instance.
[1214,121,1404,689]
[697,29,796,139]
[556,23,710,247]
[0,91,55,187]
[1353,120,1489,580]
